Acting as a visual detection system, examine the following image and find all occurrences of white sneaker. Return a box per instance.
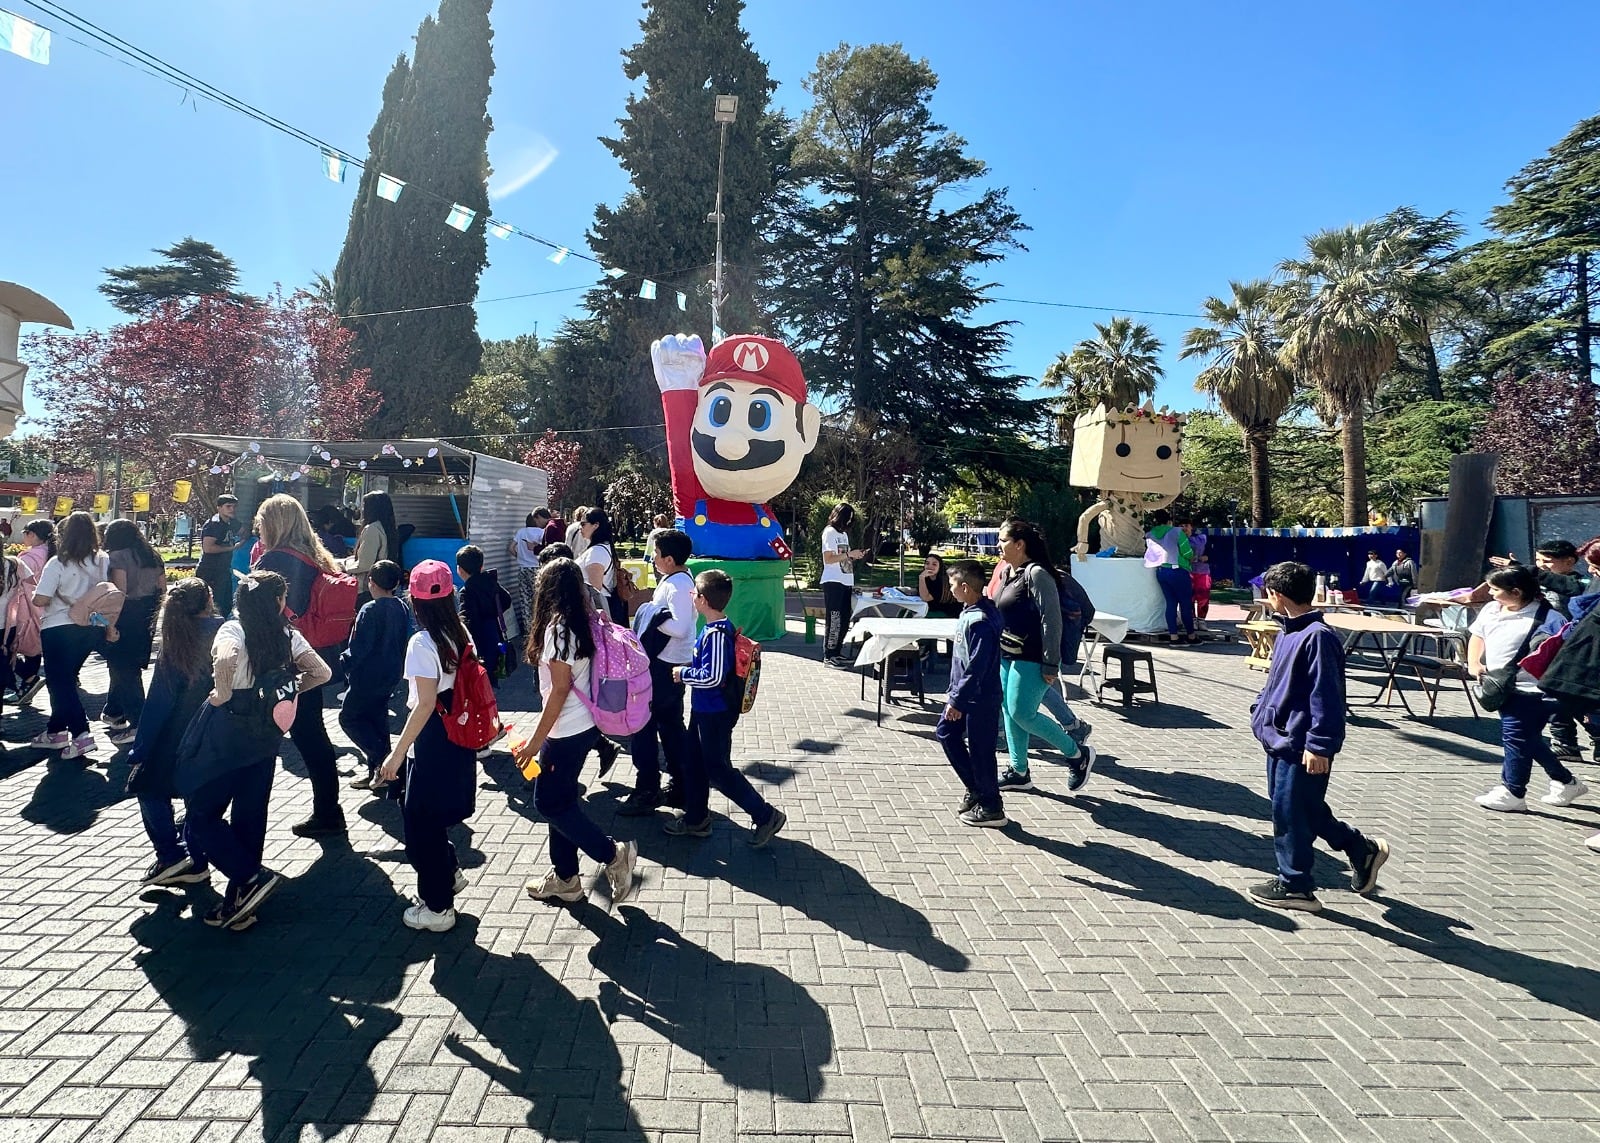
[60,734,97,760]
[1475,786,1528,813]
[402,902,456,932]
[453,870,468,894]
[605,839,638,904]
[1540,778,1589,807]
[525,871,583,903]
[1586,834,1600,853]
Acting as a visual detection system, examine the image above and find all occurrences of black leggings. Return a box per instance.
[823,582,851,658]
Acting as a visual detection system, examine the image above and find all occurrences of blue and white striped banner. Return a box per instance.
[0,11,50,65]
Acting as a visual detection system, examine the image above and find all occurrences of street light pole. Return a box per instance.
[710,94,738,344]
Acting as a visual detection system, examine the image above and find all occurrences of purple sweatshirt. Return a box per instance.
[1250,610,1346,758]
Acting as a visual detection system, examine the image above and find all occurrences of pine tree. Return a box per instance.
[100,237,248,314]
[333,0,494,436]
[761,44,1036,476]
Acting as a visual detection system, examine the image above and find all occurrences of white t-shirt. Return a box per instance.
[35,552,111,630]
[580,543,616,596]
[538,620,595,738]
[404,629,465,709]
[819,526,854,586]
[512,527,544,569]
[1363,559,1389,583]
[636,569,696,665]
[214,619,315,689]
[1470,600,1561,694]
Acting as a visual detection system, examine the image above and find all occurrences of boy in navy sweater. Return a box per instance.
[341,561,409,790]
[456,545,513,685]
[938,561,1007,827]
[665,569,786,846]
[1249,561,1390,911]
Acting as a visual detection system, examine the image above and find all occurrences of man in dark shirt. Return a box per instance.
[197,495,243,617]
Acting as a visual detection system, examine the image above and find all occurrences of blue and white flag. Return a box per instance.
[445,203,476,232]
[486,220,512,239]
[547,246,569,265]
[320,150,347,182]
[376,173,405,202]
[676,291,687,312]
[0,12,50,65]
[604,267,625,279]
[638,279,657,301]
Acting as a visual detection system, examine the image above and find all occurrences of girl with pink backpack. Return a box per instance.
[514,558,638,908]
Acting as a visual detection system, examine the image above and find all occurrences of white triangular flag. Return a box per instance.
[376,174,405,202]
[445,203,476,232]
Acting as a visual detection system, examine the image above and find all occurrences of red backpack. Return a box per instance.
[283,550,359,647]
[717,626,762,722]
[436,643,503,750]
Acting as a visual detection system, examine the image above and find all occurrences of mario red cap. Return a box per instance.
[409,559,455,599]
[700,335,807,406]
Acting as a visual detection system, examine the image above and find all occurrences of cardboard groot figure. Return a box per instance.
[1069,404,1188,559]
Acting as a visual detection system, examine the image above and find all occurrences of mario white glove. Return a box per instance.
[651,334,706,393]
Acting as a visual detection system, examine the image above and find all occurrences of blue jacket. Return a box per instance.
[681,617,733,713]
[340,595,409,700]
[1251,610,1346,758]
[947,598,1002,713]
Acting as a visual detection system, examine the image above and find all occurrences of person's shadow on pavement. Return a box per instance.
[21,752,130,834]
[128,845,433,1143]
[577,903,834,1102]
[434,914,646,1142]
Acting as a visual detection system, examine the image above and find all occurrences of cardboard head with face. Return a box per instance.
[691,336,821,503]
[1068,403,1186,497]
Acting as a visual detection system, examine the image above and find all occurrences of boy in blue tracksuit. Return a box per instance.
[1249,561,1390,912]
[340,561,409,790]
[665,569,787,847]
[938,561,1007,827]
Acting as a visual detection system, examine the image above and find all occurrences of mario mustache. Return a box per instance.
[692,430,787,472]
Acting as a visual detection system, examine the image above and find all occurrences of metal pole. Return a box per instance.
[112,452,122,521]
[898,485,906,589]
[711,119,729,343]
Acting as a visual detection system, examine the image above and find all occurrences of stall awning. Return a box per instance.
[170,435,477,478]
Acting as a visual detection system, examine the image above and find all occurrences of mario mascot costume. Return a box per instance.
[651,333,820,562]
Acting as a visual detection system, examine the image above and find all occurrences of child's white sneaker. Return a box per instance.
[402,902,456,932]
[1475,785,1527,813]
[1539,778,1589,807]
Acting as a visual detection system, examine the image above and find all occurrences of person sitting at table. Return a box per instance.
[917,554,961,619]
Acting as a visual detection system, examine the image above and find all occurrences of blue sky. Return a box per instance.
[2,0,1595,424]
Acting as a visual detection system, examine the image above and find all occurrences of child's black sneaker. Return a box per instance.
[956,791,978,816]
[141,856,209,887]
[1248,878,1322,912]
[1067,719,1093,745]
[663,812,712,838]
[1348,838,1390,895]
[618,788,663,817]
[749,808,787,848]
[1066,744,1098,793]
[229,868,283,925]
[960,804,1008,829]
[595,737,620,779]
[998,768,1034,792]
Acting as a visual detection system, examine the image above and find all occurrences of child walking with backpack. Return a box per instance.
[938,561,1007,827]
[180,572,332,930]
[376,561,483,932]
[456,545,513,685]
[515,557,638,906]
[342,561,409,791]
[665,569,786,845]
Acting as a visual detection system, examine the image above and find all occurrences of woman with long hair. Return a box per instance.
[31,511,109,759]
[578,506,627,624]
[101,519,167,745]
[252,494,346,838]
[12,519,54,702]
[374,561,479,932]
[819,502,867,666]
[344,490,401,602]
[181,571,331,930]
[128,578,223,887]
[918,553,960,619]
[515,558,637,906]
[993,519,1097,795]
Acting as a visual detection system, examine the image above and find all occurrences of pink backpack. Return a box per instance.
[573,611,653,737]
[5,559,42,659]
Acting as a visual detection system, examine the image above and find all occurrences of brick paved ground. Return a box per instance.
[3,622,1600,1142]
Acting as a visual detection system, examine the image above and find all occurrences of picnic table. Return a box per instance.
[844,616,960,725]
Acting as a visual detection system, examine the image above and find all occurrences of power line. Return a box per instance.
[990,297,1204,320]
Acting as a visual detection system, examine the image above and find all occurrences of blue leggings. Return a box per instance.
[1001,659,1081,774]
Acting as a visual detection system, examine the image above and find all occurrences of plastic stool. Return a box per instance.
[1096,644,1159,707]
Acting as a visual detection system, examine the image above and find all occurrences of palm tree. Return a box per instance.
[1181,281,1293,526]
[1055,316,1165,411]
[1277,223,1406,526]
[1378,206,1466,400]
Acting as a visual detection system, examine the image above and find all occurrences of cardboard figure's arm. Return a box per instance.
[652,335,708,517]
[1074,500,1111,561]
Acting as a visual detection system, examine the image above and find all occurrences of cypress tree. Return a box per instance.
[333,0,494,436]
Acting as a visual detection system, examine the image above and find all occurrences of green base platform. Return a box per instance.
[687,557,789,641]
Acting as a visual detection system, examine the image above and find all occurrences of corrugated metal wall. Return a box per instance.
[468,453,550,585]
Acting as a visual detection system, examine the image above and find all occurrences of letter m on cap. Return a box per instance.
[733,341,770,373]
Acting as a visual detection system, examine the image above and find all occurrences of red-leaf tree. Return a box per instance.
[1473,371,1600,495]
[521,429,582,509]
[25,289,379,516]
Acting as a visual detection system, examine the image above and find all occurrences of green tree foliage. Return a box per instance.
[99,238,248,314]
[762,43,1037,474]
[1455,113,1599,383]
[332,0,494,436]
[906,505,951,555]
[603,457,673,539]
[1180,282,1292,526]
[1368,399,1483,512]
[1047,317,1165,413]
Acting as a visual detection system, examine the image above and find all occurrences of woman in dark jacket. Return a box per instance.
[129,578,221,887]
[102,519,167,744]
[992,520,1097,795]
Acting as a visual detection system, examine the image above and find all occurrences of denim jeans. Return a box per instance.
[183,758,275,894]
[630,660,687,794]
[938,702,1001,812]
[1039,678,1080,733]
[41,624,104,736]
[138,795,207,870]
[533,728,618,880]
[1156,566,1195,635]
[1499,691,1575,799]
[1266,751,1365,893]
[682,707,773,826]
[1000,658,1081,774]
